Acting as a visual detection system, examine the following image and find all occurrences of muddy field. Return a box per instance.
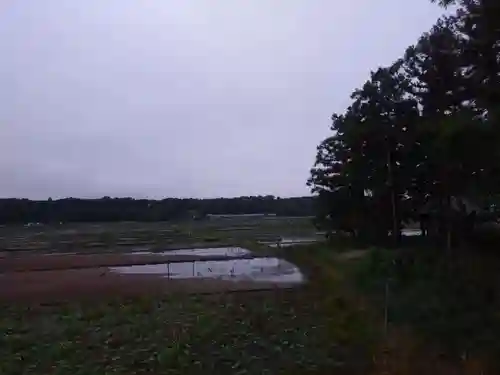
[0,266,294,303]
[0,249,303,303]
[0,250,255,272]
[0,218,312,304]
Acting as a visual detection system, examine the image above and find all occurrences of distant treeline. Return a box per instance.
[0,196,315,224]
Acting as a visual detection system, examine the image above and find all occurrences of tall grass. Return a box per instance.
[352,246,500,365]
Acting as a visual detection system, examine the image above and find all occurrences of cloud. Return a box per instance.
[0,0,445,198]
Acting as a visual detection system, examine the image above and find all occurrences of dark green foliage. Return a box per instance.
[0,196,315,224]
[353,247,500,360]
[310,1,500,246]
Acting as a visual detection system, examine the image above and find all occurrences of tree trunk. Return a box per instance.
[445,194,453,254]
[387,150,401,247]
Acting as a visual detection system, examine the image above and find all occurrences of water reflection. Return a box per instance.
[110,257,304,284]
[402,229,422,236]
[260,230,423,248]
[165,247,251,257]
[260,237,318,248]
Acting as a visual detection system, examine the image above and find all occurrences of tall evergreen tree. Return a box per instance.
[310,3,500,247]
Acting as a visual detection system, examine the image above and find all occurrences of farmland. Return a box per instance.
[0,216,320,301]
[0,216,316,253]
[1,216,375,374]
[2,216,498,374]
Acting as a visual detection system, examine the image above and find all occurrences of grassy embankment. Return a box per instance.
[296,234,500,374]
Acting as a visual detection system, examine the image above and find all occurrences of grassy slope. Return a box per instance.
[279,241,500,374]
[345,244,500,374]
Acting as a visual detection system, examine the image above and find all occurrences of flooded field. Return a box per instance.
[260,230,423,248]
[0,244,305,302]
[0,218,315,301]
[110,257,304,283]
[0,247,257,272]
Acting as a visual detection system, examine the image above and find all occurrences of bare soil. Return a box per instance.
[0,266,296,303]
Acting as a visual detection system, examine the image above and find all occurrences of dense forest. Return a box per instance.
[0,196,314,224]
[309,0,500,245]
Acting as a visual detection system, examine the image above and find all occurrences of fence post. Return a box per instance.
[384,279,389,336]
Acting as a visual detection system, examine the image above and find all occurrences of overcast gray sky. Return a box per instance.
[0,1,445,199]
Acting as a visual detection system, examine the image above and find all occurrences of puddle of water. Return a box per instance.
[130,247,252,258]
[110,257,303,284]
[166,247,251,257]
[281,237,318,244]
[268,242,317,248]
[261,231,421,248]
[402,229,422,236]
[260,237,319,248]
